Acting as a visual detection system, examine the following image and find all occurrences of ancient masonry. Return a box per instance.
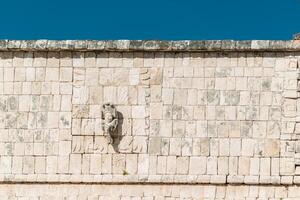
[1,39,300,199]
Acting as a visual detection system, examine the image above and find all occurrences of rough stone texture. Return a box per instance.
[1,40,300,199]
[0,40,300,51]
[293,33,300,40]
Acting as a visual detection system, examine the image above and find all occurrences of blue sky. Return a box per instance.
[0,0,299,40]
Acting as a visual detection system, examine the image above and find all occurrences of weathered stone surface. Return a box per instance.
[293,33,300,40]
[0,40,298,51]
[1,40,300,199]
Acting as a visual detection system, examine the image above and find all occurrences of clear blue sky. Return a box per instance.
[0,0,299,40]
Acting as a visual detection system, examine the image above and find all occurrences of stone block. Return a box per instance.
[90,154,102,174]
[280,158,295,175]
[207,157,217,175]
[176,157,189,175]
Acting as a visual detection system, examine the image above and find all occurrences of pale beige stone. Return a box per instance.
[46,156,57,174]
[250,158,260,175]
[176,157,189,175]
[207,157,217,175]
[4,68,14,81]
[280,158,295,175]
[157,156,166,175]
[189,156,206,175]
[132,136,148,153]
[12,156,22,174]
[0,46,299,195]
[73,52,84,67]
[45,68,59,81]
[0,156,11,173]
[169,138,181,156]
[86,68,99,86]
[101,154,112,174]
[131,106,146,119]
[33,143,44,155]
[217,157,228,175]
[166,156,176,175]
[161,88,173,105]
[90,154,101,174]
[219,139,229,156]
[69,154,82,174]
[241,139,254,156]
[159,120,172,137]
[60,67,73,82]
[58,155,69,173]
[35,156,46,174]
[150,103,162,120]
[238,157,250,175]
[113,154,126,174]
[59,141,71,155]
[230,139,241,156]
[126,154,137,175]
[181,138,192,156]
[138,154,149,174]
[73,86,89,104]
[260,158,271,176]
[263,139,279,157]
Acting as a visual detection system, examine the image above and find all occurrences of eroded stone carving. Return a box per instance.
[293,33,300,40]
[101,103,118,144]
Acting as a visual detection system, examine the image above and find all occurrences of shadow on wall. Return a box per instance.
[111,111,124,153]
[5,51,300,61]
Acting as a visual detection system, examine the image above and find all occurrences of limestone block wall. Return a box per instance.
[1,184,300,199]
[1,40,300,199]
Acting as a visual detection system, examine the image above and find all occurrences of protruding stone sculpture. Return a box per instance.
[293,33,300,40]
[101,103,118,144]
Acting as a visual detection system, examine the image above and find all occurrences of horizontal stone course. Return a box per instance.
[0,40,299,51]
[0,174,299,185]
[0,184,299,199]
[1,44,300,199]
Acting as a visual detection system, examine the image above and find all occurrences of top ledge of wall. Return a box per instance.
[0,40,300,52]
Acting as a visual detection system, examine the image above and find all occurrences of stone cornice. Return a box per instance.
[0,40,300,51]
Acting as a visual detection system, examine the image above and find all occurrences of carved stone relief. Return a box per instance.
[101,103,118,144]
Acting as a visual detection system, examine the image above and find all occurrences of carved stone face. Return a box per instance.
[104,112,113,123]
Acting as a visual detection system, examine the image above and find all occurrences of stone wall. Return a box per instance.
[0,184,300,199]
[1,40,300,199]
